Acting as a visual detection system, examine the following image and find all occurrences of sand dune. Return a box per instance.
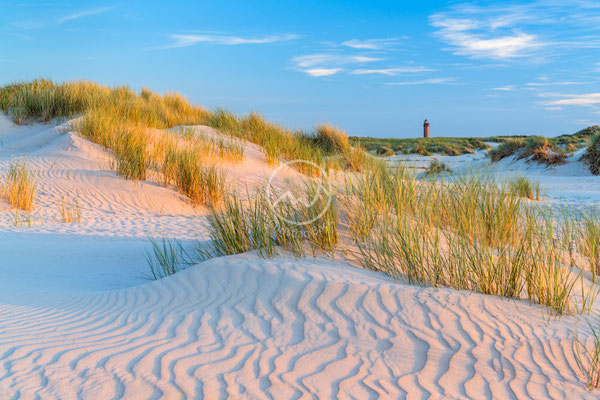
[0,254,596,398]
[0,114,598,398]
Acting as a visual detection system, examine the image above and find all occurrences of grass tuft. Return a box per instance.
[4,162,36,211]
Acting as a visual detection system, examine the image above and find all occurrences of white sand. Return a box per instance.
[1,114,599,398]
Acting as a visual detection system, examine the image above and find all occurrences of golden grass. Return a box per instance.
[4,162,36,212]
[58,197,81,223]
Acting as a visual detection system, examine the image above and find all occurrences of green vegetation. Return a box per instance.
[507,176,540,200]
[424,160,452,176]
[0,79,376,206]
[58,197,81,223]
[208,182,338,259]
[582,132,600,175]
[351,136,491,156]
[489,136,570,166]
[145,238,201,280]
[202,162,598,316]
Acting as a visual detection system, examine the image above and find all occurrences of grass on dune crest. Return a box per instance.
[349,168,595,316]
[0,80,377,206]
[583,132,600,175]
[489,136,570,166]
[202,160,599,316]
[3,162,36,212]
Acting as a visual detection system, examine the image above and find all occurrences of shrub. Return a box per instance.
[424,160,452,175]
[376,146,395,156]
[583,133,600,175]
[314,123,350,155]
[4,162,36,212]
[488,138,525,162]
[507,176,540,200]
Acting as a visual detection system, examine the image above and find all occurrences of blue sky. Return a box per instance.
[1,1,600,138]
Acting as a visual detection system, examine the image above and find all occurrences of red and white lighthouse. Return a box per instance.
[423,119,429,138]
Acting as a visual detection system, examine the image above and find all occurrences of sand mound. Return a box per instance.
[0,254,595,398]
[0,114,598,398]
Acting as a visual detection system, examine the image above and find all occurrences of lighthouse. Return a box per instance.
[423,119,429,138]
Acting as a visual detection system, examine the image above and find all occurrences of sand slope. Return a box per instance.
[0,255,596,399]
[0,115,599,398]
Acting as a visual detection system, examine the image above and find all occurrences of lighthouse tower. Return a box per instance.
[423,119,429,138]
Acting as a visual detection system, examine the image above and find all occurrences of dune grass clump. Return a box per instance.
[174,148,224,207]
[507,176,540,200]
[376,146,395,156]
[583,133,600,175]
[208,181,338,259]
[579,212,600,282]
[58,197,81,223]
[145,238,200,280]
[488,138,525,162]
[314,123,351,155]
[4,162,36,212]
[348,169,589,315]
[424,160,452,176]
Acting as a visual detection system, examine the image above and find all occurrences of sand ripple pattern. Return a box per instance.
[0,255,594,399]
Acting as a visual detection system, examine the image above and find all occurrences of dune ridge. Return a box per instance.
[0,114,598,398]
[0,255,595,399]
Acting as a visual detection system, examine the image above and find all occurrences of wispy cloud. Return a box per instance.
[341,38,404,50]
[304,68,343,77]
[526,81,587,87]
[293,54,381,68]
[168,33,298,48]
[387,78,457,86]
[541,92,600,106]
[292,53,381,77]
[430,2,600,60]
[493,85,515,91]
[59,6,114,24]
[351,66,434,75]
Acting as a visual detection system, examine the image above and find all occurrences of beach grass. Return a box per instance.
[4,162,36,212]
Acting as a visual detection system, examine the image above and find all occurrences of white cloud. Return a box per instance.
[304,68,343,77]
[544,106,563,110]
[430,2,600,60]
[387,78,457,86]
[351,66,433,75]
[541,93,600,106]
[493,85,515,91]
[341,38,404,50]
[293,54,381,68]
[292,53,381,77]
[168,34,297,48]
[59,7,114,24]
[526,81,586,86]
[430,14,544,59]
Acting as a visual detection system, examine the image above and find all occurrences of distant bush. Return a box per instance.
[582,133,600,175]
[488,139,525,162]
[376,146,395,156]
[424,160,452,175]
